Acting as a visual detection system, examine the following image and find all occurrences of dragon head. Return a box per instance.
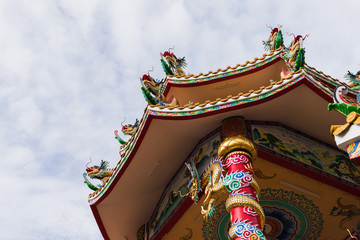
[263,24,284,51]
[266,24,282,36]
[121,125,133,135]
[161,47,177,68]
[141,74,153,82]
[287,33,309,48]
[161,46,175,59]
[140,67,156,86]
[121,119,139,136]
[85,160,110,179]
[86,165,101,178]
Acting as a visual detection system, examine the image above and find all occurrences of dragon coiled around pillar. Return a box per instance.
[83,159,114,191]
[200,158,228,219]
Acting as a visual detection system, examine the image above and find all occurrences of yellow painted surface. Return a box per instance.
[163,156,360,240]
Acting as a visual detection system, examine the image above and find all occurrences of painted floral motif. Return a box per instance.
[243,207,258,217]
[222,171,253,191]
[224,153,250,167]
[233,220,265,240]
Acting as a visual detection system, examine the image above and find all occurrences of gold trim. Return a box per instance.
[226,151,253,160]
[225,195,265,229]
[218,135,257,160]
[331,112,360,136]
[250,179,260,195]
[228,225,237,239]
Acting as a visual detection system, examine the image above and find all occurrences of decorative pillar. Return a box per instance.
[218,117,265,240]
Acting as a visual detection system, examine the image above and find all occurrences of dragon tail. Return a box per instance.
[141,87,158,105]
[293,48,305,72]
[160,59,174,75]
[83,173,99,191]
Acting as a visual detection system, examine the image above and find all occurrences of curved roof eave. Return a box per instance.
[89,62,360,239]
[88,68,354,240]
[89,69,336,205]
[162,50,283,95]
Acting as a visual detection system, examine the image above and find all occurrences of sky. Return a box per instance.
[1,0,359,239]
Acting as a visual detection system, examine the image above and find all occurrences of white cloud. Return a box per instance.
[0,0,359,239]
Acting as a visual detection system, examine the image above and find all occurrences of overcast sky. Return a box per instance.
[1,0,359,239]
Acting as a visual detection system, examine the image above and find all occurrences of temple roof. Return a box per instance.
[87,47,358,239]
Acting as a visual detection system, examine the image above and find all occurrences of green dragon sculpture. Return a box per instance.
[140,70,178,107]
[114,130,126,145]
[121,118,139,136]
[345,69,360,103]
[83,159,113,191]
[160,47,187,76]
[263,24,284,51]
[328,72,360,116]
[283,33,308,72]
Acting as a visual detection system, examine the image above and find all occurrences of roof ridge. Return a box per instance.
[167,49,281,80]
[304,64,349,86]
[149,70,306,111]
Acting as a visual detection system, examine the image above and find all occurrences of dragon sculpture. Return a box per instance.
[114,130,126,145]
[121,118,139,136]
[114,118,140,145]
[263,24,284,51]
[283,33,309,72]
[83,159,114,191]
[160,47,187,76]
[200,158,228,219]
[140,70,178,107]
[330,198,360,230]
[345,69,360,103]
[328,79,360,116]
[178,160,201,203]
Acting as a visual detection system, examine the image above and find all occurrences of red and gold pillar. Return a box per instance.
[218,117,265,240]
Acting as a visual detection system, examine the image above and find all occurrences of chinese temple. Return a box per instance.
[84,26,360,240]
